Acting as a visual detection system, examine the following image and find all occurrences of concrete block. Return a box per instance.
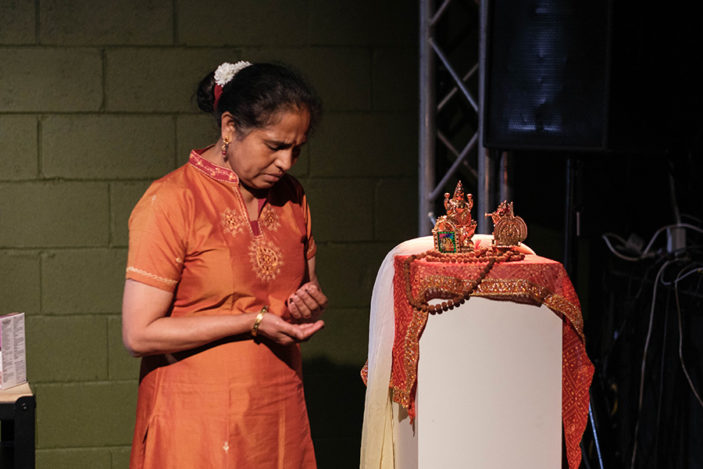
[240,47,372,112]
[0,0,36,44]
[110,181,152,247]
[231,48,304,69]
[0,116,38,180]
[39,0,172,45]
[35,382,137,447]
[302,48,371,112]
[0,48,102,112]
[305,178,375,242]
[37,448,111,469]
[42,116,176,179]
[375,177,418,241]
[108,315,139,380]
[372,47,419,111]
[309,112,417,177]
[176,114,218,166]
[0,250,40,313]
[309,0,374,46]
[105,48,238,112]
[314,242,394,308]
[42,248,126,314]
[111,447,132,469]
[0,182,109,247]
[26,315,108,381]
[370,0,418,46]
[177,0,308,46]
[309,0,417,46]
[301,308,369,366]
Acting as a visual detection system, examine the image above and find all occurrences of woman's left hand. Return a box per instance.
[287,282,328,322]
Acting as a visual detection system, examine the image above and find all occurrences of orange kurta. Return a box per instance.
[125,150,317,469]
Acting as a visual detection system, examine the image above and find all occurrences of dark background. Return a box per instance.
[483,1,703,467]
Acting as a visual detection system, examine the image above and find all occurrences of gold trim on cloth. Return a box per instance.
[392,306,429,409]
[391,268,585,410]
[126,266,178,286]
[188,150,239,183]
[473,279,584,340]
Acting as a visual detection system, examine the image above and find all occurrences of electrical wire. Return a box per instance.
[652,294,669,465]
[629,259,674,469]
[675,265,703,408]
[660,261,702,287]
[602,223,703,262]
[600,259,663,371]
[603,217,703,466]
[680,213,703,225]
[640,224,703,257]
[629,261,703,469]
[601,234,644,261]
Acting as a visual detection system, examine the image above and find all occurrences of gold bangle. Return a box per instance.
[251,306,267,337]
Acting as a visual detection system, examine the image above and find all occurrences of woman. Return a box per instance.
[122,60,326,469]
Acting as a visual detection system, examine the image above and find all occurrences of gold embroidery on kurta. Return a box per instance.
[221,208,247,237]
[190,153,239,183]
[126,266,178,285]
[249,237,283,282]
[259,204,280,232]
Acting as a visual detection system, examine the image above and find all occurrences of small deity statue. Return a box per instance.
[485,201,528,247]
[432,181,477,253]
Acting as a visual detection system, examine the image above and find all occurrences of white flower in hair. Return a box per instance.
[214,61,252,86]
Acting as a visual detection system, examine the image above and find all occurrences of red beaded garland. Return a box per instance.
[402,247,524,314]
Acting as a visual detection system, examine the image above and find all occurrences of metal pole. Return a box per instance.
[499,150,512,203]
[477,0,492,234]
[563,156,576,276]
[419,0,436,236]
[589,402,605,469]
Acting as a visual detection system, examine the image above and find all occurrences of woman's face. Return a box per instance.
[226,109,310,191]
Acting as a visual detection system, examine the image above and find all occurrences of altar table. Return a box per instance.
[360,236,593,469]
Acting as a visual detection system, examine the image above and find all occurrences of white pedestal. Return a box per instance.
[395,297,563,469]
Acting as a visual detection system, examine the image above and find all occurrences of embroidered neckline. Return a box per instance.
[188,148,240,184]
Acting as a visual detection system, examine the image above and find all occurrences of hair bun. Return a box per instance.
[196,71,216,113]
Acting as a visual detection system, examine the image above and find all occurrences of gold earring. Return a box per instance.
[221,135,230,160]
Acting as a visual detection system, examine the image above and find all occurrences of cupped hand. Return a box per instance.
[287,282,328,322]
[257,312,324,345]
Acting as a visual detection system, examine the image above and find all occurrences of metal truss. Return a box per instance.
[419,0,496,236]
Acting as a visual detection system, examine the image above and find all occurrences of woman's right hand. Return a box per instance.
[256,313,324,345]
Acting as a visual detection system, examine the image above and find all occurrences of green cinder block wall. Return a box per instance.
[0,1,419,467]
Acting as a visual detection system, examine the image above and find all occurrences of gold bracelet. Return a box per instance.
[251,306,268,337]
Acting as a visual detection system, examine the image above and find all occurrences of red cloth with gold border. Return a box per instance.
[390,254,594,469]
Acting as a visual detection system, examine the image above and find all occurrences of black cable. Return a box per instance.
[630,259,674,469]
[675,265,703,408]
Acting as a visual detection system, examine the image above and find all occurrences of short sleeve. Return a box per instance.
[125,181,190,292]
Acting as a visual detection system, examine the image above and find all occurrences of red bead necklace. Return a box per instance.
[402,248,524,314]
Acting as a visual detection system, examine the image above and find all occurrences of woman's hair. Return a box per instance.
[196,62,322,136]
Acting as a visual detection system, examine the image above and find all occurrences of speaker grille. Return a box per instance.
[484,0,610,150]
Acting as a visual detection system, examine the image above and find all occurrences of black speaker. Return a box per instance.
[483,1,703,152]
[484,0,610,150]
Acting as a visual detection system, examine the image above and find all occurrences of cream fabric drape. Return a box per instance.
[360,236,433,469]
